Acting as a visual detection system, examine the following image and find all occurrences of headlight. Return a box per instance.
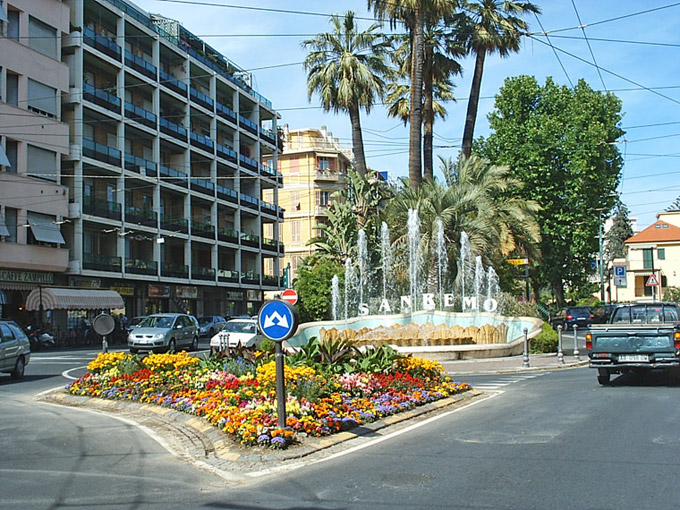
[152,333,165,340]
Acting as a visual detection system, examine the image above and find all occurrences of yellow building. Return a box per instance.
[264,126,352,282]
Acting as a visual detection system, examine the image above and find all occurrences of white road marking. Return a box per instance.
[471,372,545,391]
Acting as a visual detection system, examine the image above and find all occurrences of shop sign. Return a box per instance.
[148,284,170,298]
[246,289,262,301]
[111,286,135,296]
[225,291,244,301]
[69,277,101,288]
[0,270,53,284]
[176,286,198,299]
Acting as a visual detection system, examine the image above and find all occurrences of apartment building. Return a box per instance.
[0,0,71,322]
[264,126,352,282]
[1,0,283,321]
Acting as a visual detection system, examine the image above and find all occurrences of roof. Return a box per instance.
[625,220,680,244]
[25,288,124,311]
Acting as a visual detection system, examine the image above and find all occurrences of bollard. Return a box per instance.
[573,324,580,360]
[557,325,564,364]
[102,335,108,353]
[522,327,530,368]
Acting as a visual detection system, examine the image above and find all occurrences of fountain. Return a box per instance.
[357,229,368,307]
[381,222,393,306]
[435,219,448,309]
[407,209,422,312]
[474,256,485,312]
[331,275,340,322]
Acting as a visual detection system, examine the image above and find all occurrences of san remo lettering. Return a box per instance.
[0,270,54,284]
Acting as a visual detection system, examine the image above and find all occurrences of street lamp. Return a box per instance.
[599,211,605,304]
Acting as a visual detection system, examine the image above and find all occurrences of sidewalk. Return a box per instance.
[441,352,588,376]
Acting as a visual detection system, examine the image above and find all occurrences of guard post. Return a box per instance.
[557,325,564,364]
[573,324,580,360]
[522,327,530,368]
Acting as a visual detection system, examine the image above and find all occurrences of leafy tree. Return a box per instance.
[294,254,344,323]
[475,75,625,303]
[302,11,392,176]
[458,0,540,158]
[604,202,634,264]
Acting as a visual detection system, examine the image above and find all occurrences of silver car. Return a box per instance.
[127,313,199,354]
[0,320,31,379]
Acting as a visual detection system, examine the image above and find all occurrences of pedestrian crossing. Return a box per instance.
[469,372,545,391]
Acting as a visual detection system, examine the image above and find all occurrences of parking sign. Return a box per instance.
[614,266,627,287]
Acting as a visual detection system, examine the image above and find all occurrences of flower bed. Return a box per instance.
[66,350,470,449]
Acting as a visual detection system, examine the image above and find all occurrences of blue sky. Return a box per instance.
[132,0,680,229]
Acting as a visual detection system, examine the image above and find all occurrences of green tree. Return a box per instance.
[459,0,540,158]
[294,255,344,323]
[302,11,392,176]
[604,202,634,264]
[476,75,625,303]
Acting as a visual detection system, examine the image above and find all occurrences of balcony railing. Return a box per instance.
[215,101,236,124]
[217,268,239,282]
[160,215,189,233]
[83,27,121,61]
[314,170,342,182]
[124,153,157,177]
[83,253,122,272]
[161,262,188,279]
[260,162,278,179]
[217,227,239,243]
[159,69,187,95]
[159,117,187,142]
[83,82,121,113]
[124,50,157,80]
[259,127,276,145]
[82,138,121,166]
[124,101,157,129]
[241,271,260,284]
[189,87,214,110]
[262,275,279,286]
[261,201,277,216]
[190,177,214,196]
[83,196,121,220]
[240,193,259,210]
[239,114,258,135]
[124,205,157,227]
[216,184,238,203]
[239,153,259,172]
[125,258,157,275]
[191,266,216,280]
[216,143,237,164]
[262,238,279,253]
[159,165,188,187]
[190,131,214,152]
[191,220,215,239]
[240,232,259,248]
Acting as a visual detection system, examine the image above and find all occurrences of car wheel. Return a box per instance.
[597,368,611,385]
[168,339,176,352]
[11,356,25,379]
[130,348,139,354]
[190,336,198,351]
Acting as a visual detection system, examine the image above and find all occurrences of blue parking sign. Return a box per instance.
[614,266,626,277]
[257,300,299,342]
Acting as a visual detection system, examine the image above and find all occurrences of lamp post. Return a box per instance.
[599,211,605,304]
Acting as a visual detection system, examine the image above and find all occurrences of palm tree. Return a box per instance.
[459,0,540,158]
[302,12,391,177]
[369,0,458,188]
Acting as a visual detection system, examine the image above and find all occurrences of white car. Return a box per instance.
[210,318,263,353]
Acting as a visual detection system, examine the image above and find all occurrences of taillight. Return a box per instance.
[566,315,574,320]
[586,333,592,350]
[674,332,680,349]
[589,314,594,319]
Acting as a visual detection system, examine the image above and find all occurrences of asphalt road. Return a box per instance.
[3,346,680,509]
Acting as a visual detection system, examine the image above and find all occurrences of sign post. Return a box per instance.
[257,300,299,429]
[646,273,660,302]
[92,313,116,353]
[508,258,530,300]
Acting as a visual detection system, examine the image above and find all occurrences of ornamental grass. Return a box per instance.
[66,345,470,449]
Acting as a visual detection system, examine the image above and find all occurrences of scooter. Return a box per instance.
[26,325,56,350]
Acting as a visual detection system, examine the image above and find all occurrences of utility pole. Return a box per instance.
[599,212,605,303]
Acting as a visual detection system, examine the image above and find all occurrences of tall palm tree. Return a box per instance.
[459,0,540,158]
[302,12,391,177]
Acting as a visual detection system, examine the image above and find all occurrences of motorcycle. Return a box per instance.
[26,325,56,350]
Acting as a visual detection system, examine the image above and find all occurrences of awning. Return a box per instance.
[25,288,124,311]
[0,145,10,167]
[0,289,7,305]
[0,215,10,237]
[27,211,65,244]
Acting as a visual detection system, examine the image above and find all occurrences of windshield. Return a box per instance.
[198,317,212,325]
[224,321,256,334]
[139,316,174,329]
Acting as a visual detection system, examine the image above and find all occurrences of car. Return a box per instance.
[127,313,199,354]
[125,316,146,335]
[210,318,263,353]
[550,306,594,331]
[0,320,31,379]
[197,315,227,337]
[591,304,619,324]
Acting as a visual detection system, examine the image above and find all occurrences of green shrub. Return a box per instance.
[530,322,558,353]
[259,338,276,353]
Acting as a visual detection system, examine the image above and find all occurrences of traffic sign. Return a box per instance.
[507,258,529,266]
[646,274,659,287]
[281,288,298,305]
[257,300,299,342]
[614,266,626,277]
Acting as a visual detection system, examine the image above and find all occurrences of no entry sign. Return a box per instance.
[281,288,298,305]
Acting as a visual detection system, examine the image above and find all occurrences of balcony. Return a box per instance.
[262,274,279,286]
[124,50,157,80]
[217,268,239,283]
[314,170,342,182]
[190,177,214,196]
[261,201,277,216]
[83,82,121,113]
[241,271,260,285]
[124,101,157,129]
[240,193,259,211]
[124,153,157,177]
[260,162,278,180]
[190,131,214,153]
[239,154,259,172]
[82,138,121,167]
[159,69,187,96]
[216,101,236,124]
[191,220,215,239]
[262,237,279,253]
[159,117,187,142]
[277,206,285,219]
[160,215,189,234]
[82,196,121,220]
[216,143,237,164]
[191,266,216,281]
[217,227,239,244]
[161,262,188,279]
[189,87,214,110]
[216,184,238,203]
[124,205,157,227]
[83,27,122,61]
[260,127,276,146]
[240,232,259,248]
[159,165,188,187]
[83,253,122,272]
[239,115,258,136]
[125,258,157,275]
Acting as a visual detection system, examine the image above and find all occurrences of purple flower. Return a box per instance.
[271,436,286,446]
[257,434,271,443]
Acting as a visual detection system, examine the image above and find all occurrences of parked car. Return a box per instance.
[550,306,594,330]
[125,316,146,335]
[0,320,31,379]
[197,315,227,337]
[591,304,619,324]
[210,318,263,353]
[127,313,199,354]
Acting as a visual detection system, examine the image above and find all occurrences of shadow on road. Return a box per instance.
[608,369,680,387]
[0,374,59,386]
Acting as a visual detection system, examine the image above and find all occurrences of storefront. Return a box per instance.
[0,270,55,324]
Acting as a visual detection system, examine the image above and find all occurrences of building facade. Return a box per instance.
[265,126,351,282]
[1,0,283,324]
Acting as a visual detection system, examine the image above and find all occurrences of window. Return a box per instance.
[290,191,300,210]
[290,220,301,243]
[27,144,56,181]
[7,8,19,41]
[658,248,665,260]
[3,140,17,172]
[27,211,65,245]
[6,72,18,106]
[317,191,331,206]
[28,16,57,58]
[317,157,329,170]
[27,78,57,118]
[4,207,17,243]
[643,248,654,269]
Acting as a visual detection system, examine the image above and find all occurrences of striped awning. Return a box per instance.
[25,288,124,311]
[0,289,7,305]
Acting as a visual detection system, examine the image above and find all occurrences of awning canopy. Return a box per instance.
[27,212,65,244]
[0,289,7,305]
[0,215,10,237]
[25,288,124,311]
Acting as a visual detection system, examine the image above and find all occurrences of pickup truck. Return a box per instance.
[587,303,680,385]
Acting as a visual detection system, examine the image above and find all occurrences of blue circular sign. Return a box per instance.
[257,300,299,342]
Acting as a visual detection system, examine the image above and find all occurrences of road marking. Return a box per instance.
[62,365,89,380]
[471,372,545,391]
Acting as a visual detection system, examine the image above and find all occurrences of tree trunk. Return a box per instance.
[423,43,434,181]
[348,103,367,177]
[408,6,424,189]
[461,49,486,159]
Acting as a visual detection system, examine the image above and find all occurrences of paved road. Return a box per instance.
[4,347,680,509]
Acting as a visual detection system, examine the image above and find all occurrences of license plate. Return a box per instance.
[619,354,649,362]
